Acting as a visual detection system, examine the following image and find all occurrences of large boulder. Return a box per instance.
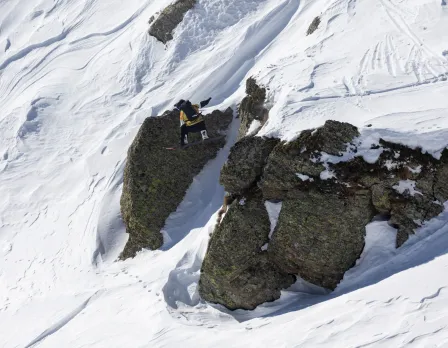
[200,118,448,309]
[259,121,373,289]
[120,107,233,259]
[148,0,197,44]
[220,136,279,194]
[268,189,373,289]
[199,190,295,310]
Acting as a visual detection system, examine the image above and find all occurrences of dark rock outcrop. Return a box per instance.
[334,140,446,247]
[238,78,268,140]
[307,17,321,35]
[199,190,295,310]
[269,190,373,289]
[120,107,233,259]
[261,121,359,199]
[260,121,374,289]
[148,0,197,44]
[220,136,279,195]
[200,116,448,309]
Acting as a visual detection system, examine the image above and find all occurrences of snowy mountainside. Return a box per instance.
[1,0,448,346]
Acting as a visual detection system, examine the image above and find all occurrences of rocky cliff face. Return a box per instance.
[120,77,447,310]
[199,82,448,310]
[148,0,197,44]
[120,107,233,259]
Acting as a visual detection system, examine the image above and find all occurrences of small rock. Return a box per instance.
[148,0,197,44]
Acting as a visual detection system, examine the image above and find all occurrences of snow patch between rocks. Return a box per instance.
[393,180,423,196]
[246,120,262,136]
[408,165,422,174]
[339,221,397,286]
[261,201,282,251]
[296,173,314,182]
[320,164,336,180]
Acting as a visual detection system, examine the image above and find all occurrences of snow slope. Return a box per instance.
[1,0,448,346]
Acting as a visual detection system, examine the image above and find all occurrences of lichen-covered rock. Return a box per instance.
[311,119,359,155]
[371,184,392,214]
[238,78,268,140]
[258,121,375,290]
[220,136,279,194]
[334,139,447,247]
[260,120,359,200]
[199,191,295,310]
[269,189,374,290]
[434,149,448,203]
[120,107,233,259]
[200,118,448,309]
[148,0,197,44]
[389,191,444,247]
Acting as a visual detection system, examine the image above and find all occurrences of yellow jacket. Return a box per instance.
[180,104,204,127]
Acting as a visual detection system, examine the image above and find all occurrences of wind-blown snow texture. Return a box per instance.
[1,0,448,346]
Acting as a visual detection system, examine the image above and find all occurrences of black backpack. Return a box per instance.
[179,100,198,121]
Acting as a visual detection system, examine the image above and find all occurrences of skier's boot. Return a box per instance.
[181,135,188,147]
[201,130,209,140]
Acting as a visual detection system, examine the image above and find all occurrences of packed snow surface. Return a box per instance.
[1,0,448,346]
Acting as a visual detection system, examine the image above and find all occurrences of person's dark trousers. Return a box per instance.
[180,121,207,145]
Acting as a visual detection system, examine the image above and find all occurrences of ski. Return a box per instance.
[164,135,225,150]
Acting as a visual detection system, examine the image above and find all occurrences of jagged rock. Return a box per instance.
[257,121,373,289]
[335,140,446,247]
[148,0,197,44]
[120,107,233,259]
[434,149,448,203]
[200,118,448,309]
[220,136,279,194]
[238,78,268,140]
[246,77,266,101]
[199,191,295,310]
[260,120,359,200]
[389,191,443,247]
[311,119,359,155]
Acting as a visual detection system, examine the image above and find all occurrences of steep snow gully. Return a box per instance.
[2,0,448,347]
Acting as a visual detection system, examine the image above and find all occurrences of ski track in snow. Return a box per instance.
[24,290,104,348]
[1,0,448,346]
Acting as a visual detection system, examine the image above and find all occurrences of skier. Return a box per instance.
[174,97,212,147]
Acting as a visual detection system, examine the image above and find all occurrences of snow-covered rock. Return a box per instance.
[200,120,448,309]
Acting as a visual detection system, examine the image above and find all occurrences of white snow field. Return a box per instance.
[1,0,448,346]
